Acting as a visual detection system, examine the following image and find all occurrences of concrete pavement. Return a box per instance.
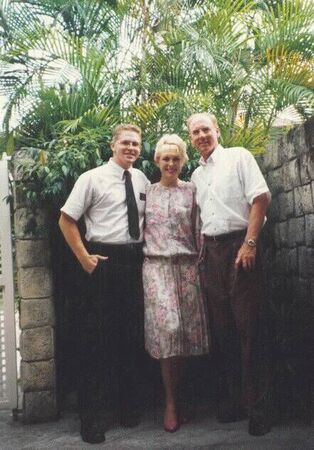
[1,407,314,450]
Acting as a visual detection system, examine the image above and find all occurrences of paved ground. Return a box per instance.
[1,407,314,450]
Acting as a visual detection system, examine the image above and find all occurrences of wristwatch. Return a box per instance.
[245,238,257,248]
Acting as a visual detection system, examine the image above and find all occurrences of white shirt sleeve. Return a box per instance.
[60,172,94,221]
[240,150,271,205]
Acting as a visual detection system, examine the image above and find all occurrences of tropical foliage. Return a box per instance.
[0,0,313,200]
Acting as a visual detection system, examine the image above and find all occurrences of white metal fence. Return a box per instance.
[0,157,17,410]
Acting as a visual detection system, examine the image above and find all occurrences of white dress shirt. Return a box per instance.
[191,145,271,236]
[61,158,150,244]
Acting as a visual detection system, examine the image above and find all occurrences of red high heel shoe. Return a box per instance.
[164,408,180,433]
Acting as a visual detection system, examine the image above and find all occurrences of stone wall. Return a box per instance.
[261,117,314,420]
[14,151,57,423]
[262,117,314,306]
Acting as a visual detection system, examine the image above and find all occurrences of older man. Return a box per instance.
[188,112,271,436]
[59,124,149,444]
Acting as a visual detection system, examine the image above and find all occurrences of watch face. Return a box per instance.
[247,239,256,247]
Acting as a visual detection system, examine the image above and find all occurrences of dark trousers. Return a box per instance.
[201,233,270,418]
[77,242,144,422]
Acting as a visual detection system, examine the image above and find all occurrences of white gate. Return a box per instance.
[0,156,17,410]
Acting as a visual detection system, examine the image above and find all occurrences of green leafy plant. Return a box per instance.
[17,127,112,206]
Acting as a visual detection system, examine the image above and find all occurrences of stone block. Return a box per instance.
[267,196,280,222]
[280,248,290,275]
[288,217,305,247]
[278,221,289,247]
[304,116,314,151]
[16,239,51,268]
[298,246,308,278]
[309,278,314,301]
[294,184,313,216]
[287,218,297,247]
[266,167,284,195]
[288,248,298,274]
[275,249,286,274]
[300,152,314,184]
[305,214,314,246]
[14,182,29,209]
[23,390,58,423]
[295,216,306,245]
[283,159,301,191]
[263,248,275,273]
[306,248,314,278]
[21,360,55,392]
[14,208,48,239]
[294,279,311,303]
[17,266,53,299]
[282,132,297,161]
[300,183,314,214]
[20,326,54,361]
[288,123,308,156]
[273,223,281,248]
[20,298,55,329]
[310,279,314,303]
[294,186,303,217]
[12,150,34,182]
[264,140,283,170]
[278,191,294,220]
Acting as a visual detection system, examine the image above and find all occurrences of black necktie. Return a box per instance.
[124,170,140,240]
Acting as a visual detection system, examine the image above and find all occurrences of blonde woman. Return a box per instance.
[143,134,209,432]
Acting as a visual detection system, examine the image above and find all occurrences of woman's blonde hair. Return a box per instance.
[154,134,188,164]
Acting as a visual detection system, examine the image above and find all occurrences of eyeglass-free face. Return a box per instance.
[189,117,220,160]
[157,150,184,186]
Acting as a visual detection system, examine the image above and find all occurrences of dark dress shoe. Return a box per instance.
[80,419,106,444]
[248,416,271,436]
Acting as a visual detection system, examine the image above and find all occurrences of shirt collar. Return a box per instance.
[199,144,223,166]
[108,158,133,179]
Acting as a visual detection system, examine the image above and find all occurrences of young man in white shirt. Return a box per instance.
[188,112,271,436]
[59,124,150,444]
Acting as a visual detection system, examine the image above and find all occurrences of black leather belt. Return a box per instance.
[86,241,143,258]
[203,229,246,242]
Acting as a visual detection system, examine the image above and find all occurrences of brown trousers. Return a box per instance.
[200,233,270,417]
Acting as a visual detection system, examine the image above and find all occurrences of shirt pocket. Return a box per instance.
[137,192,146,214]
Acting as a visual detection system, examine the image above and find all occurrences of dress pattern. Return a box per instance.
[143,181,210,359]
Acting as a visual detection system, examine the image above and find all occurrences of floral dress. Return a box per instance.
[143,181,210,359]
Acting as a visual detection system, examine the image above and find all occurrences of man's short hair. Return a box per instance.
[154,134,188,164]
[186,112,219,130]
[111,124,142,144]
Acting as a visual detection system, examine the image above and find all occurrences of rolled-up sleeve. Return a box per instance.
[241,151,271,205]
